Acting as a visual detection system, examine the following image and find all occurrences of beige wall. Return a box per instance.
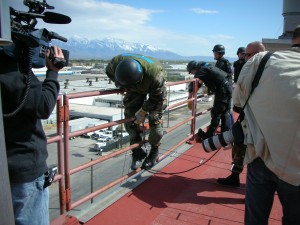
[262,38,292,52]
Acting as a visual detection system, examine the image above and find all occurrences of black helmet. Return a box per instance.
[197,61,208,68]
[212,44,225,54]
[187,60,197,73]
[237,47,246,55]
[115,58,143,87]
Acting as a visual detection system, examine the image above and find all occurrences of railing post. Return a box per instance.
[167,85,171,127]
[91,158,94,204]
[56,97,66,215]
[63,94,72,211]
[190,79,198,137]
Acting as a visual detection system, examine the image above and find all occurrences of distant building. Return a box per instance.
[263,0,300,51]
[33,67,74,76]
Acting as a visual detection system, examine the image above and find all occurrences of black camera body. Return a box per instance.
[48,46,69,69]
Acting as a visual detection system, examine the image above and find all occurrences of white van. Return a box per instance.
[104,130,113,138]
[94,141,106,151]
[82,132,94,138]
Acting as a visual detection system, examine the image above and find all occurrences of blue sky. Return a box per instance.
[10,0,283,58]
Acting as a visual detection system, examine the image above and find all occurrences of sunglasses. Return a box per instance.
[245,52,258,57]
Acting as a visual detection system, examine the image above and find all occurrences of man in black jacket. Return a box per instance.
[187,61,232,141]
[0,44,64,225]
[212,44,233,80]
[233,47,246,84]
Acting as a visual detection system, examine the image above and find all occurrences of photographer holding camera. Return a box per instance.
[186,61,232,142]
[233,26,300,225]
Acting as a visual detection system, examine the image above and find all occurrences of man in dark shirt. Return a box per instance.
[187,61,232,141]
[233,47,246,83]
[0,43,64,225]
[213,44,233,81]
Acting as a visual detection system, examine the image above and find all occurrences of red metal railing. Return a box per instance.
[49,79,211,225]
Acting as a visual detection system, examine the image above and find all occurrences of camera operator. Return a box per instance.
[0,45,64,225]
[186,61,232,142]
[233,26,300,224]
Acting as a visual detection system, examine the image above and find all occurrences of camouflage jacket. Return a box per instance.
[106,53,167,111]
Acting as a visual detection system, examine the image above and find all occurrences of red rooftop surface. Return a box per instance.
[84,141,282,225]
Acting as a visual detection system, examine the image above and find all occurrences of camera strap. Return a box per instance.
[237,51,273,122]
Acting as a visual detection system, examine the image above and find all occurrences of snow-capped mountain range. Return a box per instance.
[52,36,217,61]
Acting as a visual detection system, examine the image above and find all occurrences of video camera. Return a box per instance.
[1,0,71,69]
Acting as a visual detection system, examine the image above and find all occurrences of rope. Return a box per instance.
[145,147,221,175]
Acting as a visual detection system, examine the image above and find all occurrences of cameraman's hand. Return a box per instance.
[46,46,65,72]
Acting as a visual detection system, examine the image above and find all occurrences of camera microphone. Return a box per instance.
[42,12,71,24]
[10,9,71,25]
[47,31,67,42]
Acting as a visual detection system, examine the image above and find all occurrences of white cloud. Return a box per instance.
[190,8,219,14]
[9,0,236,57]
[34,0,165,42]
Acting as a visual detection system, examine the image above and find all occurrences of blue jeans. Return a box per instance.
[11,175,49,225]
[245,158,300,225]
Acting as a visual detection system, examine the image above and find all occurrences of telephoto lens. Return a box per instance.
[202,130,234,152]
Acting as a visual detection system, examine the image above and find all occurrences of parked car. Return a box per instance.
[116,131,129,138]
[91,129,108,140]
[104,130,113,138]
[95,129,107,136]
[81,132,94,138]
[90,133,98,140]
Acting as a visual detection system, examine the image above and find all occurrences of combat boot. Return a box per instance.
[131,148,147,170]
[142,147,159,170]
[217,172,240,188]
[195,129,208,142]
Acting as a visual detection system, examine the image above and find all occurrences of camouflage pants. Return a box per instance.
[123,92,164,149]
[231,143,247,173]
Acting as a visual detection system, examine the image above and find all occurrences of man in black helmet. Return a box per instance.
[186,61,232,141]
[212,44,233,79]
[106,53,167,170]
[233,47,246,84]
